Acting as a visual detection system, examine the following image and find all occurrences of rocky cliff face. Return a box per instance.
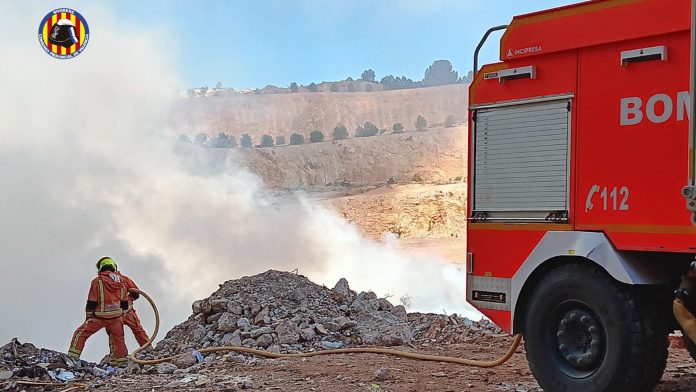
[197,126,466,189]
[325,183,466,241]
[171,85,468,138]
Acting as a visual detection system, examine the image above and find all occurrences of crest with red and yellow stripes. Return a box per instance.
[38,8,89,59]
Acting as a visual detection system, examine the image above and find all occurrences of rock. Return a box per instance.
[299,328,316,342]
[290,288,307,302]
[225,354,246,363]
[374,366,390,381]
[315,324,329,335]
[221,332,238,345]
[349,298,379,315]
[227,303,243,315]
[0,370,12,380]
[256,334,273,348]
[206,312,222,323]
[251,304,262,317]
[250,326,272,338]
[173,354,196,369]
[156,363,178,374]
[174,351,198,369]
[335,316,357,330]
[391,305,407,320]
[354,311,411,346]
[324,322,341,332]
[321,341,343,349]
[242,338,257,347]
[254,307,270,325]
[192,300,203,314]
[237,318,251,330]
[331,278,356,304]
[204,299,228,315]
[194,375,210,387]
[193,325,207,341]
[217,313,238,333]
[275,319,300,345]
[377,298,393,311]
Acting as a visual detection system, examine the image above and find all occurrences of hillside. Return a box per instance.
[197,126,466,189]
[171,84,468,138]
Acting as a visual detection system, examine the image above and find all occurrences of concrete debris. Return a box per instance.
[374,366,390,381]
[156,270,426,357]
[408,313,505,345]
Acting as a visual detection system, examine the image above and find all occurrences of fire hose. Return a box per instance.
[128,288,523,367]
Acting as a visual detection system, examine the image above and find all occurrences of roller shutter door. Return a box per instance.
[473,100,569,215]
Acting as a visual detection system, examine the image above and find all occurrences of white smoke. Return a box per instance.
[0,2,478,362]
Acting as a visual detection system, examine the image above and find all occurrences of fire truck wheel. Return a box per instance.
[524,263,667,392]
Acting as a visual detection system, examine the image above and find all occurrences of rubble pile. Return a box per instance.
[155,270,412,358]
[0,338,115,386]
[409,314,505,345]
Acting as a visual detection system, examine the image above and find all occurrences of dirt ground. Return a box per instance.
[72,337,695,392]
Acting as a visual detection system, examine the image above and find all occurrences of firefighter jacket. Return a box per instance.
[116,272,139,311]
[86,271,127,319]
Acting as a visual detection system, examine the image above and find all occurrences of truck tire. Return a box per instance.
[524,263,668,392]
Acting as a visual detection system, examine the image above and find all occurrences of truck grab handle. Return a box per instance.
[473,25,508,74]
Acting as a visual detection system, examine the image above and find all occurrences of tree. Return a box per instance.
[329,83,339,92]
[290,82,299,93]
[194,132,208,145]
[240,133,253,148]
[260,134,274,147]
[178,133,191,142]
[365,84,373,92]
[380,75,396,89]
[212,132,235,148]
[355,122,379,137]
[415,115,427,131]
[347,83,355,93]
[392,123,404,134]
[309,130,325,143]
[423,60,459,87]
[445,115,457,127]
[333,124,349,140]
[290,133,305,145]
[361,69,376,82]
[307,83,318,93]
[275,135,286,146]
[215,81,222,89]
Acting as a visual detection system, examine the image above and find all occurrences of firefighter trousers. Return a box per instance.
[69,316,128,364]
[123,309,149,347]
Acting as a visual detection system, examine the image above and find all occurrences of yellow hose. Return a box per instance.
[128,288,523,367]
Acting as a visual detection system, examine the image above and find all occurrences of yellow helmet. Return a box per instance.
[96,256,117,271]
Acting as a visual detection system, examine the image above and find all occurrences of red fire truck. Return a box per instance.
[467,0,696,390]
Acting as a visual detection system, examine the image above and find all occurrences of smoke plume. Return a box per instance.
[0,2,477,362]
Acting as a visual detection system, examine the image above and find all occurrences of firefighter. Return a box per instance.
[110,261,150,348]
[68,257,129,366]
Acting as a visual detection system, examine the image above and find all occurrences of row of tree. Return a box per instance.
[285,59,472,93]
[179,114,459,149]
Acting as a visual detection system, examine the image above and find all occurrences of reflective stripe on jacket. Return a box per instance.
[88,271,126,319]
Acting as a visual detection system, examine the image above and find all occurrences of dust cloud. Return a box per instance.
[0,2,477,362]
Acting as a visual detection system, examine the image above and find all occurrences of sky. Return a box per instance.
[111,0,578,89]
